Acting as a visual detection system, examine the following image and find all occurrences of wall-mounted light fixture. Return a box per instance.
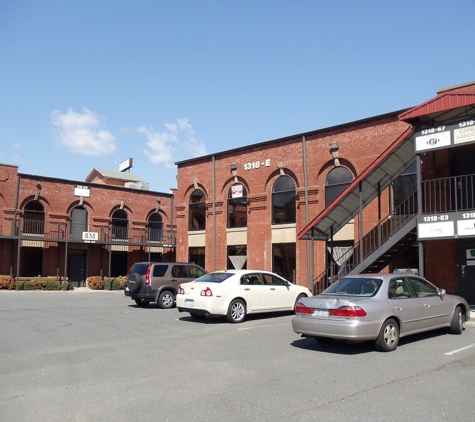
[230,163,238,182]
[330,142,340,167]
[277,162,285,175]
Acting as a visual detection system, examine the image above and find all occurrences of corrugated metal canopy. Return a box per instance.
[399,92,475,125]
[298,127,414,240]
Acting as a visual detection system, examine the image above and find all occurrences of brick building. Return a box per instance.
[2,81,475,304]
[0,165,176,286]
[175,81,475,305]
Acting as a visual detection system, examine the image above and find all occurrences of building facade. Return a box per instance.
[0,165,176,286]
[175,81,475,305]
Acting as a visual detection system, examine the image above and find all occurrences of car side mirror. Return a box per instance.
[438,288,446,297]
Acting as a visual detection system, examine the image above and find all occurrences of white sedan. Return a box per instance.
[176,269,312,323]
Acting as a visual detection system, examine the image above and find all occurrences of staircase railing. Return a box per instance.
[313,191,418,293]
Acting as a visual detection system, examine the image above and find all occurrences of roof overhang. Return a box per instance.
[298,127,414,241]
[399,92,475,125]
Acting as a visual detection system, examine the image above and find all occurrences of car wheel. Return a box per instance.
[135,298,150,307]
[190,313,206,320]
[449,306,463,334]
[314,336,334,344]
[227,299,246,323]
[294,294,307,312]
[127,273,142,293]
[375,318,399,352]
[158,291,175,309]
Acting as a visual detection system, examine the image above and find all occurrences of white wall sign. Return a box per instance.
[418,221,454,239]
[82,232,98,242]
[74,185,90,197]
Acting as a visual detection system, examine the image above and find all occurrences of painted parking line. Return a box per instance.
[444,343,475,356]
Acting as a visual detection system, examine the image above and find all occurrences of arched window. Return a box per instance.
[23,201,45,234]
[272,176,296,224]
[325,167,353,206]
[148,213,163,242]
[189,189,206,231]
[112,209,128,240]
[227,184,247,228]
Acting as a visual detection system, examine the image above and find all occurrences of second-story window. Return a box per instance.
[23,200,45,235]
[325,167,353,206]
[189,189,206,231]
[228,184,247,228]
[112,209,128,240]
[148,213,163,242]
[272,176,296,224]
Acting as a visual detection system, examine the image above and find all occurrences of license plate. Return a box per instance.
[185,299,194,307]
[313,308,329,317]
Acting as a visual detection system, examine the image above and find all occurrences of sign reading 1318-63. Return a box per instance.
[414,119,475,152]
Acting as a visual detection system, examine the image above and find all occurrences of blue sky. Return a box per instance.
[1,1,474,193]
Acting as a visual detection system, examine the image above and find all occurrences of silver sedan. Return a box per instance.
[292,273,471,352]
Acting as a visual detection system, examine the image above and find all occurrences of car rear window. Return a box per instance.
[130,263,149,275]
[194,272,234,283]
[323,277,382,296]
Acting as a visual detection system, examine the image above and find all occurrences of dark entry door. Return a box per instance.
[71,208,87,240]
[456,239,475,305]
[69,255,86,287]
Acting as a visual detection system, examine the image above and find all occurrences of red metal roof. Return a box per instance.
[399,92,475,122]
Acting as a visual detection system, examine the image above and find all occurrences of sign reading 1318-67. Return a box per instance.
[414,119,475,152]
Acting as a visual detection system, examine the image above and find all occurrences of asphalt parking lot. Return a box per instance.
[1,290,474,422]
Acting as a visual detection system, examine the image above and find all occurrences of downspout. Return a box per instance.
[302,136,313,291]
[212,156,216,271]
[13,174,20,289]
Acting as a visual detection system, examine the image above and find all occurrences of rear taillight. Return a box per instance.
[200,287,213,297]
[329,306,367,317]
[178,285,185,295]
[145,265,152,286]
[295,303,313,314]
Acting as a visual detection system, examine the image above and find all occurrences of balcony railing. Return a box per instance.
[421,173,475,214]
[0,217,176,247]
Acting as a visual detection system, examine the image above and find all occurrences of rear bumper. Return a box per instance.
[292,315,382,341]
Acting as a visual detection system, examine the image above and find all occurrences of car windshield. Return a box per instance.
[322,277,382,296]
[194,272,234,283]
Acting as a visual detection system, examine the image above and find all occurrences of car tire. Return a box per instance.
[227,299,246,323]
[158,291,175,309]
[294,294,307,312]
[314,336,334,344]
[449,306,463,334]
[375,318,399,352]
[190,313,206,320]
[135,298,150,307]
[127,273,142,293]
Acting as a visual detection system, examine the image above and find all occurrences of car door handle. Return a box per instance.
[424,304,430,307]
[244,288,250,291]
[395,307,402,311]
[270,288,276,291]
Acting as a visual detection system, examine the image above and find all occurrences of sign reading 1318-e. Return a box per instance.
[414,118,475,152]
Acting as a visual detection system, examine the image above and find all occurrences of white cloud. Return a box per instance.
[51,108,116,156]
[140,118,206,167]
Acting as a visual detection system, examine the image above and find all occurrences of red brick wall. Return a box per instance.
[0,165,175,279]
[175,114,411,287]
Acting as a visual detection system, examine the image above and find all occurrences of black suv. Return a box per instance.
[124,262,207,308]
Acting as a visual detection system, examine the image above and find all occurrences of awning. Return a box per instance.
[399,92,475,125]
[298,127,414,240]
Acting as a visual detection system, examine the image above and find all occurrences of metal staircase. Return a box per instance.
[315,191,418,292]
